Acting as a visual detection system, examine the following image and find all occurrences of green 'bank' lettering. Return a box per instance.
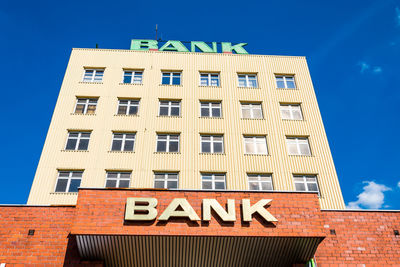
[130,39,158,50]
[159,41,189,52]
[221,42,248,54]
[191,41,217,53]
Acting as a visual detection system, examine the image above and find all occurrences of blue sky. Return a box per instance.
[1,0,399,209]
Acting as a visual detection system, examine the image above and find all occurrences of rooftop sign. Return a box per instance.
[130,39,249,54]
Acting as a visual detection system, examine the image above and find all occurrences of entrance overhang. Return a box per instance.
[76,235,323,267]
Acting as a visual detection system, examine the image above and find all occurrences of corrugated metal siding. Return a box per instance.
[76,235,322,267]
[28,49,345,209]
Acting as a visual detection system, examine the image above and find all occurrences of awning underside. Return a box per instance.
[76,235,323,267]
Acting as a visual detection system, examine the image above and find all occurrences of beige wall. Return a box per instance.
[27,48,345,209]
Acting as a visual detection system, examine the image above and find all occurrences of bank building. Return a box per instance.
[1,40,399,266]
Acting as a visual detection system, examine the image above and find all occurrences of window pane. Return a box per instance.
[212,108,221,117]
[213,142,223,153]
[119,180,130,188]
[69,179,81,192]
[286,80,295,89]
[55,179,68,192]
[87,105,96,114]
[215,182,225,190]
[106,180,117,188]
[201,108,209,117]
[292,109,302,120]
[242,108,251,118]
[154,181,164,189]
[78,139,89,150]
[128,106,138,115]
[249,182,259,190]
[257,142,267,154]
[112,140,122,151]
[277,80,285,88]
[172,76,180,85]
[159,107,169,116]
[253,108,262,118]
[171,107,180,116]
[107,172,118,178]
[157,141,167,152]
[307,183,318,192]
[245,142,255,154]
[123,74,132,83]
[202,181,212,189]
[124,140,134,151]
[295,183,306,191]
[118,106,127,115]
[299,143,311,155]
[202,142,211,153]
[75,104,85,114]
[261,182,273,191]
[169,141,179,152]
[66,139,77,150]
[281,109,291,119]
[167,181,178,189]
[287,143,298,155]
[162,76,170,85]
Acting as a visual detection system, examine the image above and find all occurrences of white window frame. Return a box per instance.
[122,70,143,84]
[286,137,311,156]
[82,68,104,82]
[200,101,222,118]
[240,102,263,119]
[74,98,98,114]
[159,100,181,116]
[105,171,131,188]
[248,174,273,191]
[161,72,182,85]
[65,131,91,151]
[201,173,226,190]
[111,133,136,152]
[117,99,140,115]
[154,172,179,189]
[156,134,180,152]
[238,74,258,88]
[54,171,82,193]
[275,75,296,89]
[200,73,220,86]
[243,136,268,155]
[280,104,303,120]
[200,135,224,153]
[293,175,320,194]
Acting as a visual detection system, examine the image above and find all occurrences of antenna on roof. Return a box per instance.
[95,44,99,49]
[155,24,158,41]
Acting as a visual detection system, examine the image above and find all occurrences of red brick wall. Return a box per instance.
[316,210,400,266]
[72,189,326,238]
[0,206,75,266]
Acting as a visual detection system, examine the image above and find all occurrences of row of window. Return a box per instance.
[55,170,319,194]
[75,98,303,120]
[66,132,312,156]
[83,69,297,89]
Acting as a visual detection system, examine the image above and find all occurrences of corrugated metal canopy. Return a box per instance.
[76,235,323,267]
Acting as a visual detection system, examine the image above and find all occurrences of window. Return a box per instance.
[82,69,104,82]
[159,100,181,116]
[238,74,257,88]
[123,70,143,84]
[248,174,273,191]
[74,98,98,114]
[200,135,224,153]
[201,173,226,190]
[154,172,178,189]
[276,75,296,89]
[105,172,131,188]
[243,136,268,154]
[293,175,319,193]
[241,103,263,119]
[200,101,222,117]
[280,104,303,120]
[111,133,135,151]
[286,137,311,156]
[162,72,181,85]
[65,132,90,151]
[156,134,179,152]
[117,99,139,115]
[55,171,82,192]
[200,73,220,86]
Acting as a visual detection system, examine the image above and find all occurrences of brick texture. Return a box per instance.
[1,189,400,266]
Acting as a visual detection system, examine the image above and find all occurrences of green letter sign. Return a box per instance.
[130,39,158,50]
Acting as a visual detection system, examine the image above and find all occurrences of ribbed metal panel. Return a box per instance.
[28,49,345,209]
[76,235,322,267]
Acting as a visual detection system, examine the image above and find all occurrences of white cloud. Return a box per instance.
[347,181,391,209]
[397,181,400,188]
[396,7,400,26]
[358,61,382,74]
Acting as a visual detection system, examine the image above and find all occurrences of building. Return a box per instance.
[1,41,399,266]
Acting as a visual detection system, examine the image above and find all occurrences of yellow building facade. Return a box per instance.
[27,48,345,209]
